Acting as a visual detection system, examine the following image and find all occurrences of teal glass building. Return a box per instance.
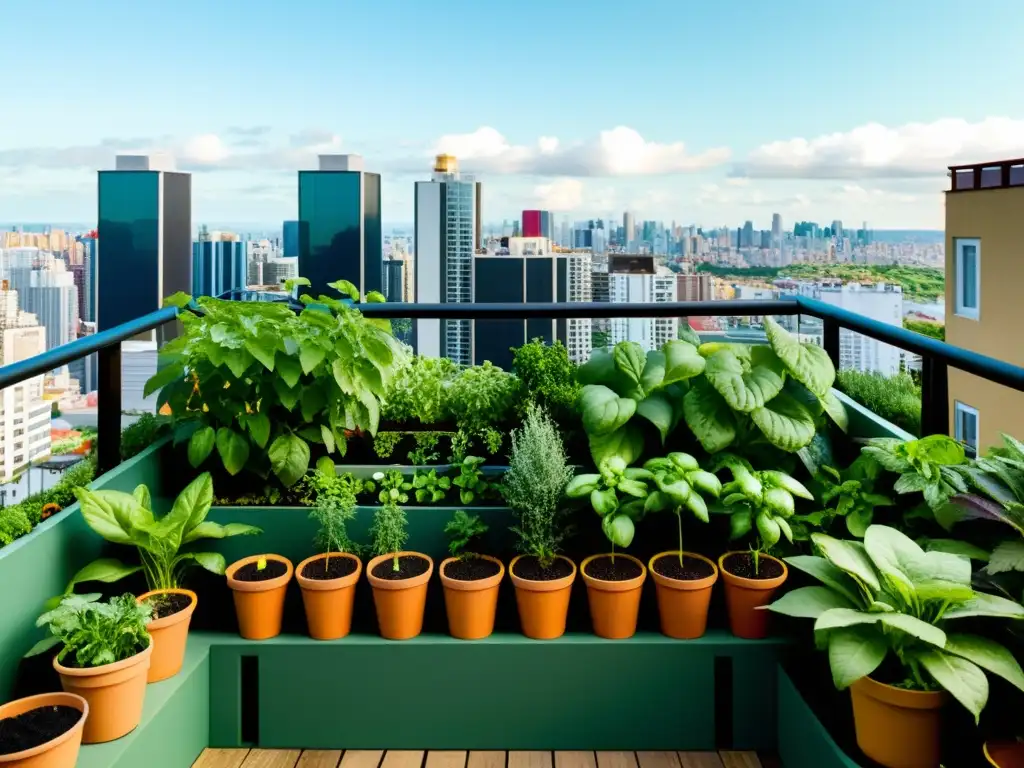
[192,241,246,298]
[297,155,382,300]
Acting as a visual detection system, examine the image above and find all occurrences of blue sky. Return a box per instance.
[1,0,1022,228]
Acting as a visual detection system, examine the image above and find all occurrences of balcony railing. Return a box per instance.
[948,157,1024,192]
[4,297,1024,473]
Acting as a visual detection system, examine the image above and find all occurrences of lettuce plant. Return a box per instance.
[565,456,652,548]
[148,281,407,487]
[29,594,152,665]
[412,468,451,504]
[768,525,1024,721]
[642,452,722,565]
[862,434,968,511]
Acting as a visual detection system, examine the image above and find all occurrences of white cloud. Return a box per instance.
[430,126,730,176]
[532,179,584,211]
[737,117,1024,179]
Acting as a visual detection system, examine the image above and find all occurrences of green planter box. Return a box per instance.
[777,665,861,768]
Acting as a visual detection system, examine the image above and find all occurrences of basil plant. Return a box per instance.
[769,524,1024,721]
[565,456,651,548]
[642,452,722,564]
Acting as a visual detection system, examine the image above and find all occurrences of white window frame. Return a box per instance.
[954,400,979,458]
[955,237,980,319]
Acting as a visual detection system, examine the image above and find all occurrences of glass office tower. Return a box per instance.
[297,155,383,300]
[192,240,246,298]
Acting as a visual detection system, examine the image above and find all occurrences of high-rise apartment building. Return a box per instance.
[771,213,782,245]
[815,283,903,375]
[678,272,714,302]
[521,210,553,239]
[97,154,191,338]
[604,255,678,350]
[297,154,383,300]
[23,263,78,356]
[192,240,246,298]
[414,154,477,363]
[383,259,404,302]
[944,158,1024,455]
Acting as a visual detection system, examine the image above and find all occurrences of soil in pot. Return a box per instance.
[720,551,787,639]
[233,560,288,581]
[301,557,358,580]
[511,555,574,581]
[581,554,647,640]
[441,556,504,640]
[227,556,294,641]
[650,552,719,640]
[444,558,501,581]
[371,554,431,581]
[509,554,577,640]
[583,555,643,581]
[0,705,82,755]
[652,555,715,581]
[146,592,192,620]
[367,552,434,640]
[722,552,784,579]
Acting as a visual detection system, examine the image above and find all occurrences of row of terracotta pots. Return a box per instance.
[222,549,789,641]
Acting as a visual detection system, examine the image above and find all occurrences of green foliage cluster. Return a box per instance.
[121,413,171,460]
[511,339,581,427]
[31,593,152,667]
[444,510,488,559]
[835,370,921,436]
[0,459,96,548]
[298,460,376,507]
[904,318,945,342]
[369,502,408,571]
[309,496,361,558]
[148,281,407,488]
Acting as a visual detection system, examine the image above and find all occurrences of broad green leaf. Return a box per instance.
[828,625,887,689]
[184,521,261,543]
[768,586,855,618]
[640,350,666,393]
[811,534,881,591]
[244,412,271,449]
[566,474,601,498]
[327,279,359,300]
[943,592,1024,621]
[591,488,619,516]
[299,344,326,374]
[846,506,873,537]
[687,469,722,498]
[65,558,142,591]
[750,392,816,452]
[244,338,276,371]
[143,360,185,398]
[820,390,849,432]
[163,291,193,309]
[863,525,921,596]
[216,428,250,476]
[269,434,311,488]
[815,607,880,632]
[784,555,864,606]
[601,513,635,548]
[613,342,647,385]
[588,423,643,469]
[275,354,302,388]
[683,380,736,453]
[917,650,988,722]
[617,478,648,498]
[678,321,701,346]
[685,491,709,522]
[223,348,254,379]
[757,510,781,547]
[880,613,947,647]
[704,349,785,412]
[922,538,990,562]
[72,488,136,546]
[133,484,152,511]
[985,540,1024,574]
[366,290,386,303]
[274,379,300,410]
[944,633,1024,694]
[300,383,328,423]
[321,425,336,454]
[761,470,814,500]
[580,385,636,437]
[764,315,835,396]
[764,487,795,517]
[729,508,753,539]
[181,551,229,576]
[188,426,216,468]
[578,349,616,386]
[655,475,691,505]
[661,340,705,385]
[636,392,674,443]
[173,471,214,541]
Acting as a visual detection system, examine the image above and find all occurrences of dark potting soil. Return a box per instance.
[302,556,358,580]
[511,555,573,582]
[723,552,783,580]
[0,705,81,755]
[584,555,643,582]
[371,554,430,581]
[652,554,715,581]
[444,557,501,581]
[147,593,193,620]
[234,559,288,582]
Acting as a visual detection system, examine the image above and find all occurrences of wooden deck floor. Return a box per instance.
[192,750,777,768]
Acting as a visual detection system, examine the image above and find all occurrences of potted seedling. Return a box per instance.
[713,455,809,639]
[30,594,152,744]
[642,453,722,639]
[0,690,88,768]
[295,490,364,641]
[225,551,294,641]
[769,525,1024,768]
[503,405,576,640]
[566,455,650,639]
[366,500,433,640]
[59,472,260,682]
[440,511,504,640]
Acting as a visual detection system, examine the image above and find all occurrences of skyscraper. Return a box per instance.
[414,154,476,363]
[282,220,300,258]
[297,154,383,300]
[605,256,678,350]
[771,213,782,245]
[192,240,246,298]
[97,154,191,336]
[623,212,635,248]
[521,210,553,239]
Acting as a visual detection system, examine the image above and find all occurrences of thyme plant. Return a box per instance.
[370,502,408,572]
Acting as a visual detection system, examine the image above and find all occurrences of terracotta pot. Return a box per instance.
[137,588,196,683]
[509,555,577,640]
[366,551,434,640]
[649,551,719,639]
[295,552,362,640]
[440,555,505,640]
[0,692,87,767]
[718,551,788,639]
[985,741,1024,767]
[225,554,294,640]
[54,642,151,744]
[581,553,647,639]
[851,676,946,768]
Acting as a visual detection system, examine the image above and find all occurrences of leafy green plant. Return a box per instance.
[447,362,521,435]
[444,510,488,559]
[863,435,968,511]
[29,593,152,666]
[373,432,403,459]
[768,525,1024,722]
[309,496,362,563]
[298,461,376,507]
[121,413,171,460]
[835,370,921,436]
[796,456,894,538]
[452,456,494,505]
[407,432,445,464]
[149,280,407,487]
[0,505,31,547]
[512,339,581,427]
[382,355,459,425]
[449,430,472,463]
[566,456,651,549]
[0,459,97,546]
[412,468,451,504]
[58,472,261,598]
[369,502,408,572]
[373,470,411,504]
[642,453,723,565]
[504,405,574,567]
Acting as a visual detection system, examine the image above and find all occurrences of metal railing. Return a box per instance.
[3,297,1024,475]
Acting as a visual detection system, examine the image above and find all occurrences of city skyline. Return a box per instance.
[3,1,1024,227]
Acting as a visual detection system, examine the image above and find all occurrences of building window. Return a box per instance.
[955,238,980,319]
[955,401,979,458]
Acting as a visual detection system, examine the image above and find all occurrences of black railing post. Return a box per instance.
[823,317,841,370]
[921,357,950,437]
[97,344,122,474]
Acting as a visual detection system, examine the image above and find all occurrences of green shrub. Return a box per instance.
[835,369,921,435]
[511,339,581,428]
[0,506,31,546]
[903,318,945,341]
[120,412,171,460]
[0,458,97,550]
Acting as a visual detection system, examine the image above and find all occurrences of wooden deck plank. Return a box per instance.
[717,754,760,768]
[240,750,302,768]
[635,753,681,768]
[340,752,385,768]
[380,751,425,768]
[193,749,252,768]
[508,753,550,768]
[426,752,467,768]
[676,755,724,768]
[595,753,637,768]
[554,753,597,768]
[297,751,345,768]
[469,752,507,768]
